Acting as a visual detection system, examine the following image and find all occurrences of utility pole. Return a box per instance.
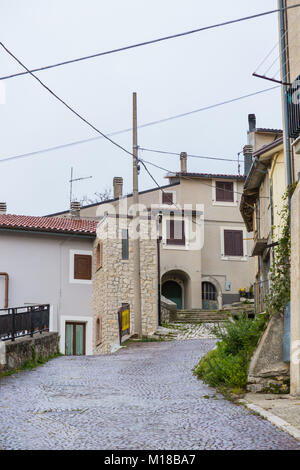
[132,92,142,337]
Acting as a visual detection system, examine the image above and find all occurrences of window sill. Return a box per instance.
[70,278,93,285]
[212,200,237,207]
[163,243,188,250]
[221,255,247,262]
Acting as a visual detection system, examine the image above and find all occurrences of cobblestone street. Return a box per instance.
[1,339,300,450]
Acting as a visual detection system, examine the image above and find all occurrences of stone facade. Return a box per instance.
[1,332,59,371]
[93,216,158,354]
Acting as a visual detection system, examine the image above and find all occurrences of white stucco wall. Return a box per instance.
[0,231,94,354]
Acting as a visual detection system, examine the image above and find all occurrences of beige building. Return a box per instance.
[279,0,300,395]
[240,115,285,313]
[51,154,254,314]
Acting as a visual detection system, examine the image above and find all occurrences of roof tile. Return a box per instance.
[0,214,97,235]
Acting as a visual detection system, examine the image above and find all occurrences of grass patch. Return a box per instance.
[193,313,267,394]
[1,350,63,378]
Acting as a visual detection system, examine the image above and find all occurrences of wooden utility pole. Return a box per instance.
[132,92,142,336]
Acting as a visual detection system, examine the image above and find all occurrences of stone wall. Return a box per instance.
[93,216,158,355]
[161,295,177,323]
[247,314,289,393]
[1,332,59,371]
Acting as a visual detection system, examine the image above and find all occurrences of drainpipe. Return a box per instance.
[156,212,162,326]
[278,1,294,380]
[279,0,293,188]
[0,273,9,308]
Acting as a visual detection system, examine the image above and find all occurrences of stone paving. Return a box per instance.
[1,339,300,450]
[158,322,219,340]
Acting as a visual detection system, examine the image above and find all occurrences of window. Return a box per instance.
[95,241,103,271]
[96,316,102,346]
[122,229,129,260]
[166,219,185,245]
[74,254,92,280]
[216,181,234,202]
[202,282,217,301]
[162,192,174,205]
[224,230,243,256]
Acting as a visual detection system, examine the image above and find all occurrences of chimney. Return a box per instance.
[0,202,7,214]
[70,201,81,218]
[180,152,187,173]
[243,144,253,177]
[248,114,256,132]
[113,177,123,199]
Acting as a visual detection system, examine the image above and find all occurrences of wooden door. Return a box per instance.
[65,322,86,355]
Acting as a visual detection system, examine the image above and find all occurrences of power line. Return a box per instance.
[1,4,300,81]
[0,41,135,160]
[0,85,279,164]
[139,147,239,162]
[0,43,180,209]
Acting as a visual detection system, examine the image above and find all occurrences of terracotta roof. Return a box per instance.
[168,172,245,180]
[0,214,97,236]
[255,128,283,134]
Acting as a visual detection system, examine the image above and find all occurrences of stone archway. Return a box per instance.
[201,276,222,310]
[162,280,182,310]
[161,269,191,310]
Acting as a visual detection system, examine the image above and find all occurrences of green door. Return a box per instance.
[162,281,182,309]
[65,323,86,355]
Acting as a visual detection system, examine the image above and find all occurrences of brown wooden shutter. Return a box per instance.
[167,219,185,245]
[224,230,243,256]
[216,181,234,202]
[162,192,173,204]
[74,254,92,280]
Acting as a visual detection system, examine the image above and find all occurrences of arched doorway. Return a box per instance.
[162,280,182,310]
[202,281,218,310]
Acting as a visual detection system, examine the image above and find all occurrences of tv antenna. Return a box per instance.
[69,167,93,204]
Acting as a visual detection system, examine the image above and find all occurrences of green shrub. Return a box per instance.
[211,314,266,357]
[194,314,267,392]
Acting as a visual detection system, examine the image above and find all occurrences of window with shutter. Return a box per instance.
[224,230,243,256]
[162,192,174,204]
[166,219,185,245]
[74,254,92,280]
[216,181,234,202]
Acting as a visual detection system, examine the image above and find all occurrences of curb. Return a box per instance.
[240,400,300,441]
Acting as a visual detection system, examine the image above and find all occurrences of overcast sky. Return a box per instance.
[0,0,282,215]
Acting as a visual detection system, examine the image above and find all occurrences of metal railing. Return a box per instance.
[0,304,50,341]
[253,280,270,313]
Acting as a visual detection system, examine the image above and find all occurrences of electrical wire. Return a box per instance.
[0,85,279,165]
[139,147,239,162]
[1,4,300,81]
[0,41,135,160]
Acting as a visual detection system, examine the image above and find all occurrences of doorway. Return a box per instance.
[202,282,218,310]
[65,322,86,355]
[162,280,182,309]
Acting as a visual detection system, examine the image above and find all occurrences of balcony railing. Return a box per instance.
[288,75,300,140]
[0,304,50,341]
[253,280,270,314]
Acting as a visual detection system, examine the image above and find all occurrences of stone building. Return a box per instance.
[50,154,254,313]
[93,213,158,354]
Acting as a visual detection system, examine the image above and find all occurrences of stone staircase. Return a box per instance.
[174,309,229,323]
